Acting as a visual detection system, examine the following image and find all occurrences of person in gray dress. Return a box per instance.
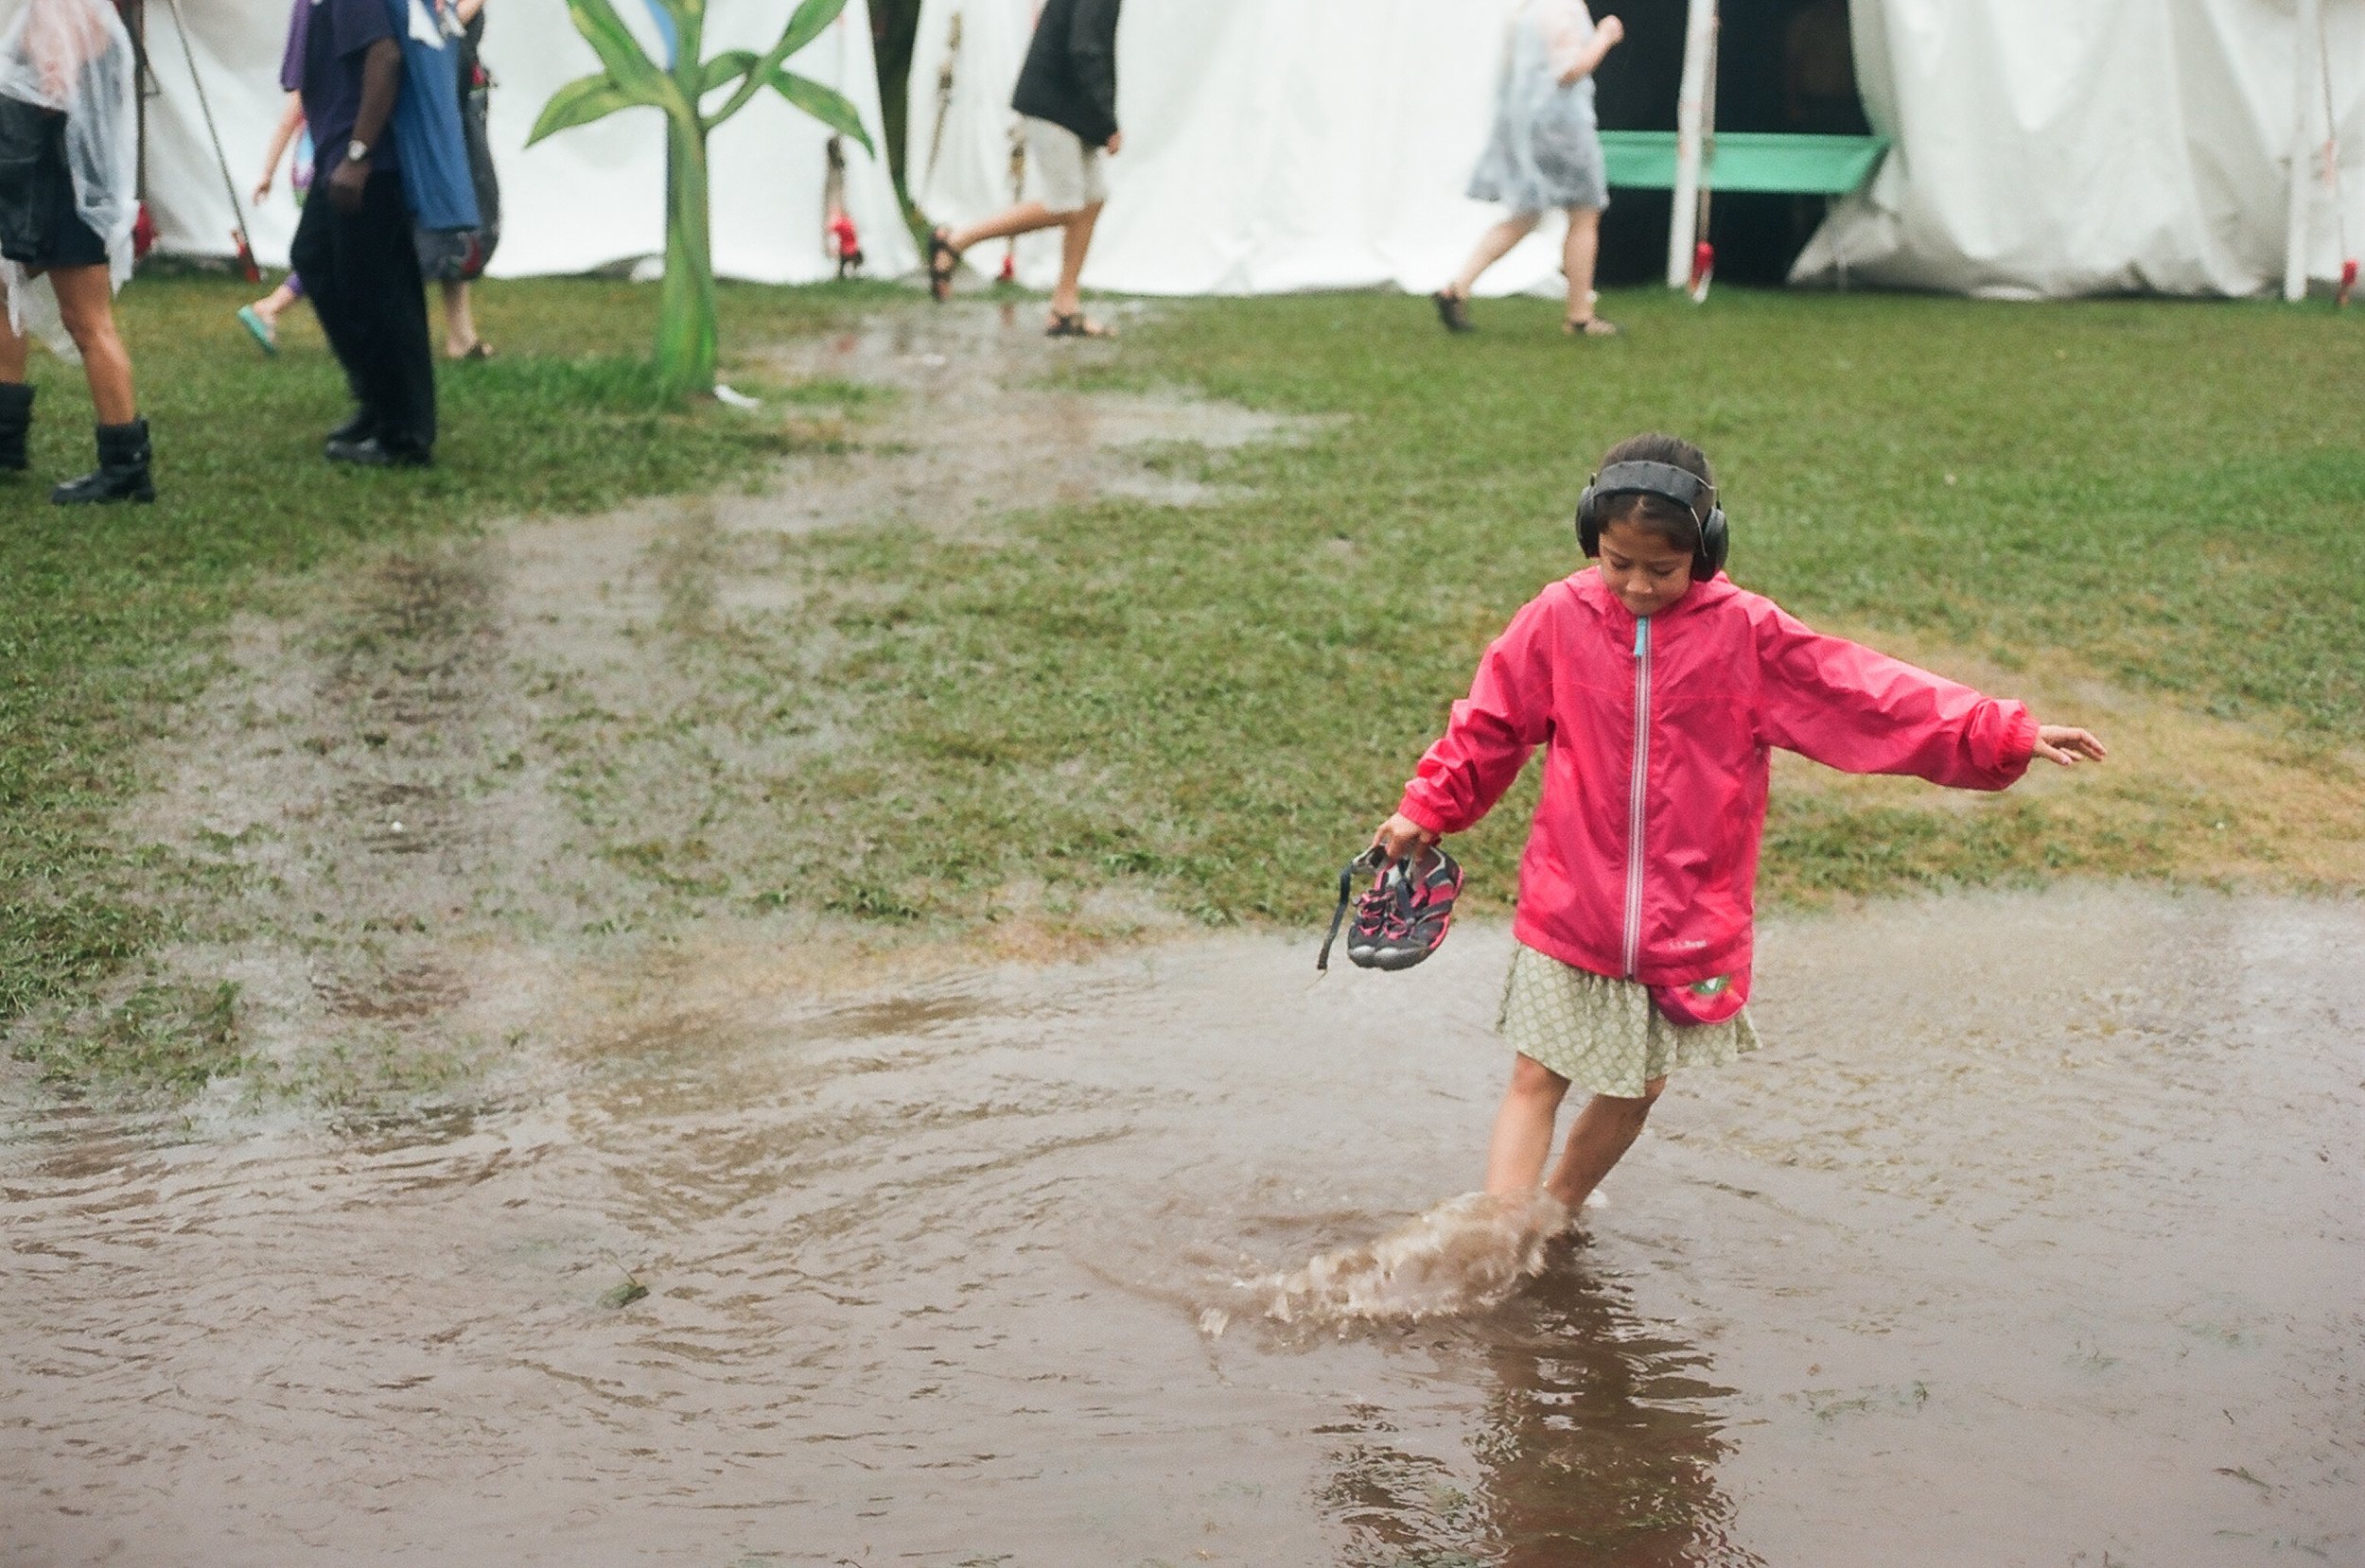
[1434,0,1625,338]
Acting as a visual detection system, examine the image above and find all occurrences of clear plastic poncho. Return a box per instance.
[0,0,140,351]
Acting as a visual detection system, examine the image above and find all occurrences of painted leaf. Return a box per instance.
[701,49,757,96]
[562,0,670,96]
[527,71,648,146]
[770,0,850,67]
[764,69,872,155]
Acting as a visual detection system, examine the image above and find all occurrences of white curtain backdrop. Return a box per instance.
[911,0,2364,301]
[906,0,1571,298]
[1797,0,2365,297]
[138,0,917,284]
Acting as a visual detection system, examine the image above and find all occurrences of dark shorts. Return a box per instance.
[0,101,108,271]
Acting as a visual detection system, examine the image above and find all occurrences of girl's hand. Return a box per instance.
[2032,723,2107,766]
[1371,812,1439,863]
[251,177,272,205]
[1595,14,1625,47]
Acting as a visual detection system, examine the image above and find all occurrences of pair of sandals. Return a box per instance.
[1430,287,1620,338]
[930,227,1116,339]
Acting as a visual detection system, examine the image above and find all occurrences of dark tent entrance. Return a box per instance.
[1586,0,1880,288]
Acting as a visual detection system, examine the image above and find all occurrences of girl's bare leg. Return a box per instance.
[1544,1076,1665,1210]
[1562,205,1603,324]
[441,279,479,357]
[945,200,1068,255]
[1050,201,1103,321]
[1483,1053,1574,1194]
[50,265,135,424]
[1451,212,1541,298]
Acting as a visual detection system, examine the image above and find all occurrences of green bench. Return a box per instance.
[1598,131,1890,195]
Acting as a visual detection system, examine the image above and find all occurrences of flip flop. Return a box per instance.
[1045,312,1117,339]
[236,305,279,357]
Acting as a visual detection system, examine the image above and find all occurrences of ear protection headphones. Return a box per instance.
[1575,460,1729,580]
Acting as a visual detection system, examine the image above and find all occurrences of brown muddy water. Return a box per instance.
[5,886,2359,1566]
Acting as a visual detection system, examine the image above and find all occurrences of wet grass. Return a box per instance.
[704,287,2364,928]
[0,271,902,1080]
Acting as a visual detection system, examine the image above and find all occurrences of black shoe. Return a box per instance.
[0,382,32,472]
[324,409,376,448]
[1431,289,1474,334]
[52,418,154,504]
[325,434,431,468]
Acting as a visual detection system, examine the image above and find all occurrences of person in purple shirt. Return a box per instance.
[284,0,435,465]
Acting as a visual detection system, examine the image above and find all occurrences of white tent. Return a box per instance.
[907,0,1577,298]
[907,0,2363,301]
[138,0,918,284]
[1798,0,2365,298]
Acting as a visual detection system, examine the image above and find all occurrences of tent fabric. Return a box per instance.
[910,0,2364,301]
[907,0,1578,299]
[139,0,917,285]
[1794,0,2365,298]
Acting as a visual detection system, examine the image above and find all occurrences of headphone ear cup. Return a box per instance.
[1575,483,1600,556]
[1696,506,1729,578]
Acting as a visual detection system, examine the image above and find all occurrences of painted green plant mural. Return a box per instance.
[529,0,874,398]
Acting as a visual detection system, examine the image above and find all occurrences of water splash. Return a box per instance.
[1238,1190,1577,1329]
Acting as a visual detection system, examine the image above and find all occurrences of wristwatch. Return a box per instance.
[346,139,371,165]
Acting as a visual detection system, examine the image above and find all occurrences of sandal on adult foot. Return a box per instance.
[236,305,279,356]
[927,228,958,303]
[1565,316,1620,338]
[1045,312,1117,339]
[1431,288,1473,334]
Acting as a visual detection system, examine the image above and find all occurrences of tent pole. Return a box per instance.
[1667,0,1719,288]
[2286,0,2321,302]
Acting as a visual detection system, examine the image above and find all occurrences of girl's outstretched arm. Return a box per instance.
[1754,604,2102,789]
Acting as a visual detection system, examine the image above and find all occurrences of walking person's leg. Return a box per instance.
[1542,1078,1664,1209]
[1433,211,1541,332]
[1045,200,1112,336]
[348,171,436,460]
[1562,206,1616,336]
[439,277,482,359]
[293,184,377,444]
[47,263,152,503]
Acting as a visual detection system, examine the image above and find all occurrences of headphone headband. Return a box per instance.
[1589,460,1716,522]
[1574,458,1731,580]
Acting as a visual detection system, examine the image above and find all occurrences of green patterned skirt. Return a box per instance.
[1498,942,1759,1098]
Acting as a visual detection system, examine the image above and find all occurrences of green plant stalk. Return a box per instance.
[657,108,719,397]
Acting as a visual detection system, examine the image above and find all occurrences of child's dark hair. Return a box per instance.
[1596,432,1716,553]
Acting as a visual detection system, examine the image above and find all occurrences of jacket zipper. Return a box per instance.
[1623,616,1651,980]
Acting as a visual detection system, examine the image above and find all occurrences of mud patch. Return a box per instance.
[16,306,1310,1110]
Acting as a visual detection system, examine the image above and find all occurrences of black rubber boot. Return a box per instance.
[51,417,155,505]
[0,382,32,472]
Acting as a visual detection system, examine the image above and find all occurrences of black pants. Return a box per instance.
[290,167,435,454]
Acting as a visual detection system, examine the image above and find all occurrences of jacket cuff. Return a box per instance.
[1395,793,1449,836]
[1999,705,2038,775]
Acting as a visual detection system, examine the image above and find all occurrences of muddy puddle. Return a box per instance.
[6,886,2358,1566]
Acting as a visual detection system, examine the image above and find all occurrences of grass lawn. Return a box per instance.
[0,273,895,1038]
[4,273,2360,1091]
[733,287,2365,929]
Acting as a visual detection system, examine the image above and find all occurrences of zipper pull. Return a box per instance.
[1634,618,1649,658]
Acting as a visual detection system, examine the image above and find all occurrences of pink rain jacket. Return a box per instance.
[1395,568,2037,987]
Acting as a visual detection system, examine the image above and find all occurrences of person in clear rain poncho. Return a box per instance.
[0,0,151,503]
[1432,0,1626,340]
